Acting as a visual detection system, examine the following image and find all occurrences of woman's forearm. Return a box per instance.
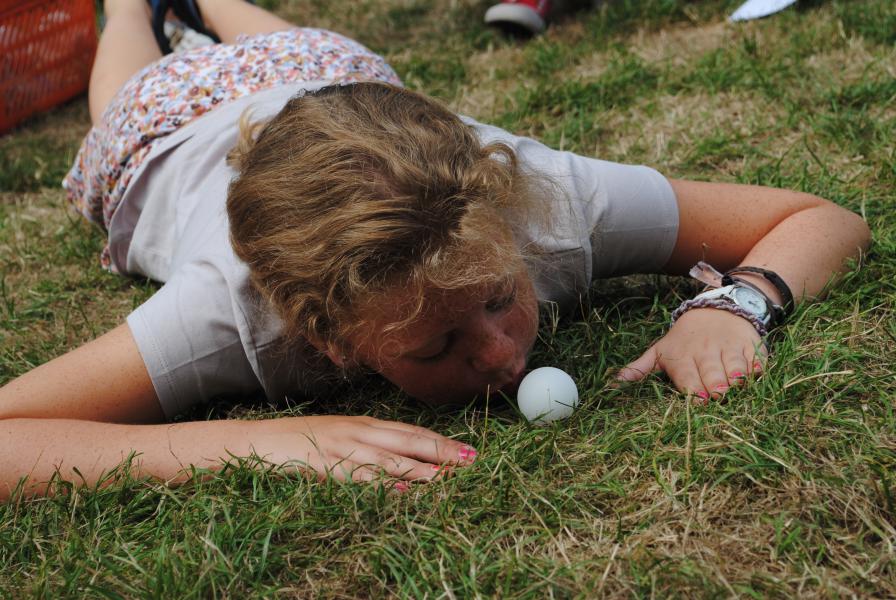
[0,415,470,501]
[734,203,870,306]
[666,180,871,308]
[0,418,267,500]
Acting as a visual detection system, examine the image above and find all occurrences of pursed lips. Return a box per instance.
[491,361,527,396]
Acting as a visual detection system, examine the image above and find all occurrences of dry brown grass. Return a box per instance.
[0,189,138,359]
[630,20,731,66]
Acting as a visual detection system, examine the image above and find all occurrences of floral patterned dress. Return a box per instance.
[63,28,402,270]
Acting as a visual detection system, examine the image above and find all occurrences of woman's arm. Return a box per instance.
[618,180,871,398]
[663,180,870,299]
[0,415,473,501]
[0,324,475,499]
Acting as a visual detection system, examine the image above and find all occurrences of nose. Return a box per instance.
[468,322,518,376]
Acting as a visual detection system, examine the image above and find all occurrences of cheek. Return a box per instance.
[511,294,539,343]
[376,360,447,390]
[377,362,464,404]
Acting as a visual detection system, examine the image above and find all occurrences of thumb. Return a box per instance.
[616,345,660,382]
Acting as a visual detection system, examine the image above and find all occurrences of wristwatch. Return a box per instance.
[693,284,774,328]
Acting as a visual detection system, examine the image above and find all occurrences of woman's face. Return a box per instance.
[347,273,539,405]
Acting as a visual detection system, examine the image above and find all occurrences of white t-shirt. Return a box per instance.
[111,83,679,420]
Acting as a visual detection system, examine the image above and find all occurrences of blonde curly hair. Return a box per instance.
[226,82,542,356]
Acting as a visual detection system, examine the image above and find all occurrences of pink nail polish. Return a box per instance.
[753,362,763,372]
[431,464,442,471]
[730,371,744,378]
[458,446,477,462]
[394,482,409,492]
[714,384,729,392]
[696,390,709,400]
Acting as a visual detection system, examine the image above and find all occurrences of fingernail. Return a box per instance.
[696,390,709,400]
[730,371,744,378]
[458,446,478,463]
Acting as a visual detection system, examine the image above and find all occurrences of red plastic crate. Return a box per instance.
[0,0,98,134]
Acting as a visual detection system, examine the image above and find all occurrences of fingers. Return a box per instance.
[695,350,732,401]
[662,355,709,403]
[280,416,478,492]
[363,417,446,441]
[313,417,477,490]
[747,340,769,375]
[324,451,454,498]
[722,346,751,387]
[722,341,766,385]
[349,446,455,482]
[625,346,726,404]
[616,345,660,382]
[361,417,478,466]
[678,344,768,403]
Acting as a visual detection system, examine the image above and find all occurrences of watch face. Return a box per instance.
[731,286,768,315]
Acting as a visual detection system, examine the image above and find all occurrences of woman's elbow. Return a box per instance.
[834,200,871,253]
[851,210,872,252]
[810,194,872,253]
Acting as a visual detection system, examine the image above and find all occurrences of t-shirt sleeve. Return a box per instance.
[126,260,262,420]
[464,118,680,280]
[577,158,680,278]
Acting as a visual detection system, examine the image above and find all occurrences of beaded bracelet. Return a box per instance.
[670,296,769,337]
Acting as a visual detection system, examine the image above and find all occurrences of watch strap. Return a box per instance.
[723,275,785,326]
[723,266,794,316]
[696,283,773,328]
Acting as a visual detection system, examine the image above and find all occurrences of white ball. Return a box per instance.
[517,367,579,424]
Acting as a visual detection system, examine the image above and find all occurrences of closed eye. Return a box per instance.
[485,282,517,312]
[414,332,454,362]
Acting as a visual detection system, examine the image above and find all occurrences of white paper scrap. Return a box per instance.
[729,0,798,22]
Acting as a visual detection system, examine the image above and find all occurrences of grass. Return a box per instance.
[1,0,894,597]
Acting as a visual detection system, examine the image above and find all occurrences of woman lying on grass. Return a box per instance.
[0,0,870,500]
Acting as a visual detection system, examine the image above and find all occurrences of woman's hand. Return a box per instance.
[616,308,767,402]
[248,416,477,487]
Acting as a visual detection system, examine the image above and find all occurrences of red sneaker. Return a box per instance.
[484,0,552,35]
